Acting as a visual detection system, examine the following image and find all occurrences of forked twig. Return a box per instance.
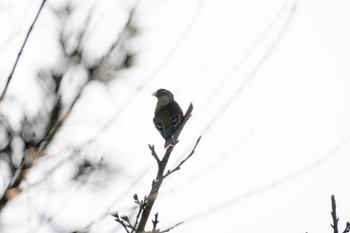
[113,103,200,233]
[152,213,159,231]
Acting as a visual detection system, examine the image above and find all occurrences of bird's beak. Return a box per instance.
[151,91,157,97]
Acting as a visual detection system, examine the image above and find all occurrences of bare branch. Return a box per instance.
[135,103,196,233]
[131,195,148,233]
[331,195,350,233]
[164,135,201,179]
[112,102,199,233]
[331,195,339,233]
[0,0,47,102]
[152,213,159,232]
[160,221,184,233]
[111,212,131,233]
[39,80,89,151]
[148,145,161,165]
[343,222,350,233]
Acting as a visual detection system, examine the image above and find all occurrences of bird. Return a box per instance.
[152,89,183,148]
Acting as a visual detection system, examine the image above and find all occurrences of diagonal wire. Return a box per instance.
[192,1,292,116]
[201,0,299,134]
[183,132,350,223]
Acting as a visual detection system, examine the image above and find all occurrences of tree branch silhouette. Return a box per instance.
[0,0,47,102]
[137,103,195,232]
[112,103,201,233]
[0,4,138,212]
[331,195,350,233]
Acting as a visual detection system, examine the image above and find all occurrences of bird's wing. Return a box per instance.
[153,117,163,135]
[171,113,181,130]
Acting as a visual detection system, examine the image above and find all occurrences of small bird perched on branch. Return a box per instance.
[152,89,183,148]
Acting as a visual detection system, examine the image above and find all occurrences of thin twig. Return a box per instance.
[331,195,339,233]
[149,145,161,165]
[164,135,201,179]
[111,212,131,233]
[0,0,47,102]
[331,195,350,233]
[343,222,350,233]
[152,213,159,231]
[131,195,147,233]
[39,81,89,151]
[160,221,184,233]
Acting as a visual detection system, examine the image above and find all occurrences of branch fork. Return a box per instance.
[112,103,201,233]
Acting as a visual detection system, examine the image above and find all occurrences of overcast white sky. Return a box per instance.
[1,0,350,232]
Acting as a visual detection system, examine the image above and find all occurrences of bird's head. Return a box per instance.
[151,89,174,99]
